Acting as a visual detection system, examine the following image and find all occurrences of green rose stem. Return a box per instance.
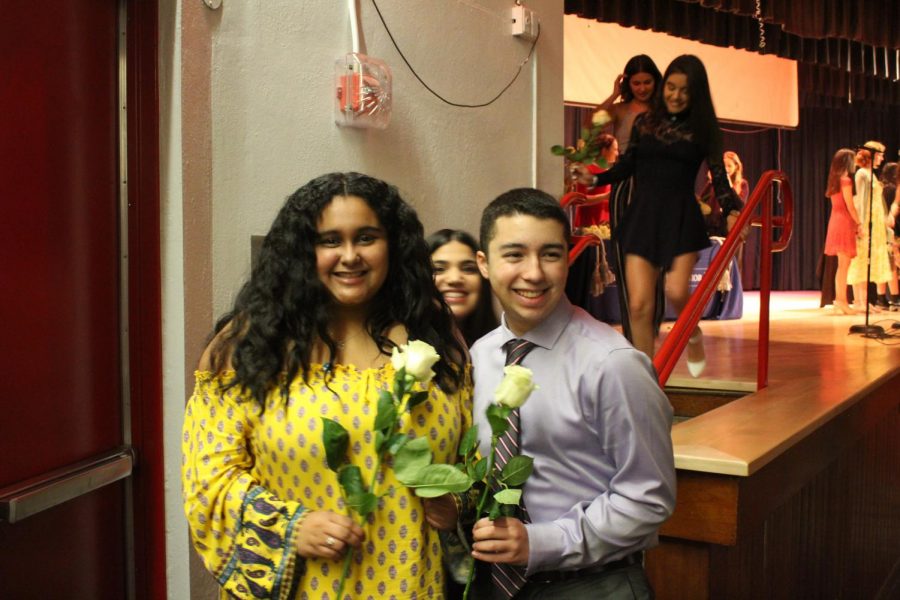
[462,434,499,600]
[334,383,412,600]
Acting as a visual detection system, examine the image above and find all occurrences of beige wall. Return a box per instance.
[208,0,564,316]
[161,1,564,597]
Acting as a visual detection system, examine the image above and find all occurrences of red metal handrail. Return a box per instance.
[653,170,794,389]
[561,191,604,265]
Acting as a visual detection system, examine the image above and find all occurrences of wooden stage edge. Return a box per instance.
[659,290,900,475]
[645,291,900,600]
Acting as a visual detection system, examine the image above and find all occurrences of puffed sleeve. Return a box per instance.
[182,372,306,600]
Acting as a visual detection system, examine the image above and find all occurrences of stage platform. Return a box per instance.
[644,291,900,599]
[662,290,900,392]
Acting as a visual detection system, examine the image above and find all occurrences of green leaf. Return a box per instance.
[321,418,349,471]
[407,391,429,411]
[487,497,501,520]
[486,404,510,437]
[375,430,384,452]
[393,368,407,399]
[493,488,522,505]
[374,391,397,433]
[385,433,409,455]
[473,457,488,481]
[338,464,366,497]
[550,145,566,156]
[458,425,479,457]
[346,491,378,517]
[499,503,518,517]
[499,455,533,487]
[580,127,590,140]
[393,437,433,484]
[408,464,473,498]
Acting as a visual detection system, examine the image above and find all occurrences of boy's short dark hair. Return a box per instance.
[479,188,570,253]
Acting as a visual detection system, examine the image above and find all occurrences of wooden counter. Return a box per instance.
[646,292,900,599]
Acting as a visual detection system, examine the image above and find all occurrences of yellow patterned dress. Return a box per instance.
[182,363,471,599]
[849,171,893,285]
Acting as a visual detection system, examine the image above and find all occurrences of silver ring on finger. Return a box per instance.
[325,535,336,548]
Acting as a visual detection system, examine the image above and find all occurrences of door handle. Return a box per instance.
[0,446,134,523]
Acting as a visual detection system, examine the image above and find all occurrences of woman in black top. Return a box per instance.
[574,55,742,374]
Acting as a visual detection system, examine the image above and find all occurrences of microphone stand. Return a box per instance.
[849,164,885,337]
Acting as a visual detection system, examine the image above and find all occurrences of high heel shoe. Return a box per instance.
[686,329,706,378]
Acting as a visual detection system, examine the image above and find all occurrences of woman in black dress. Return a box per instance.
[574,55,742,374]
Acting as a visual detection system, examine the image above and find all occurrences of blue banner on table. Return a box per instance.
[664,237,743,321]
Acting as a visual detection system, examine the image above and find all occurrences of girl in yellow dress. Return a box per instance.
[182,172,470,599]
[848,146,892,311]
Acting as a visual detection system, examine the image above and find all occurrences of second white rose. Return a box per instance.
[494,364,537,409]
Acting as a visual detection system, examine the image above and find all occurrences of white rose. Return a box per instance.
[591,109,611,127]
[391,340,440,384]
[494,365,537,409]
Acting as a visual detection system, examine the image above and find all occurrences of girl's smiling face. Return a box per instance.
[432,240,483,321]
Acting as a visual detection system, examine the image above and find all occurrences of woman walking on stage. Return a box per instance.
[823,148,862,315]
[573,55,743,376]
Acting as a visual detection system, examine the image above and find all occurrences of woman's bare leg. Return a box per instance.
[834,254,853,312]
[665,252,704,371]
[624,254,661,358]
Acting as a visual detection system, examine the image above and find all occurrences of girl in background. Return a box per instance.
[593,54,663,153]
[823,148,861,315]
[428,229,497,347]
[427,228,496,599]
[848,146,892,312]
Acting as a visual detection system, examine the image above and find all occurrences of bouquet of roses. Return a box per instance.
[550,108,612,165]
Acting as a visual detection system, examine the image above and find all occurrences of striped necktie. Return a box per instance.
[492,338,536,599]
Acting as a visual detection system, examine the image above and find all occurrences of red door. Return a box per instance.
[0,2,162,598]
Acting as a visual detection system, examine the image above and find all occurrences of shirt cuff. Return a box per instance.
[523,521,567,576]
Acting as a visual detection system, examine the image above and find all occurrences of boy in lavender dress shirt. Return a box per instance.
[469,188,676,599]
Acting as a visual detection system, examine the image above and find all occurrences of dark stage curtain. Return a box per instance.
[565,1,900,105]
[564,102,900,291]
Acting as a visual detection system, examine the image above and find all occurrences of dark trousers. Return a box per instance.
[512,564,653,600]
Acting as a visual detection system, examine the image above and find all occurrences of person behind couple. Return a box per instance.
[182,172,470,599]
[468,188,676,599]
[574,54,743,375]
[427,228,498,599]
[428,229,498,347]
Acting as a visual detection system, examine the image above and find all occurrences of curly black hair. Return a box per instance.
[209,172,467,405]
